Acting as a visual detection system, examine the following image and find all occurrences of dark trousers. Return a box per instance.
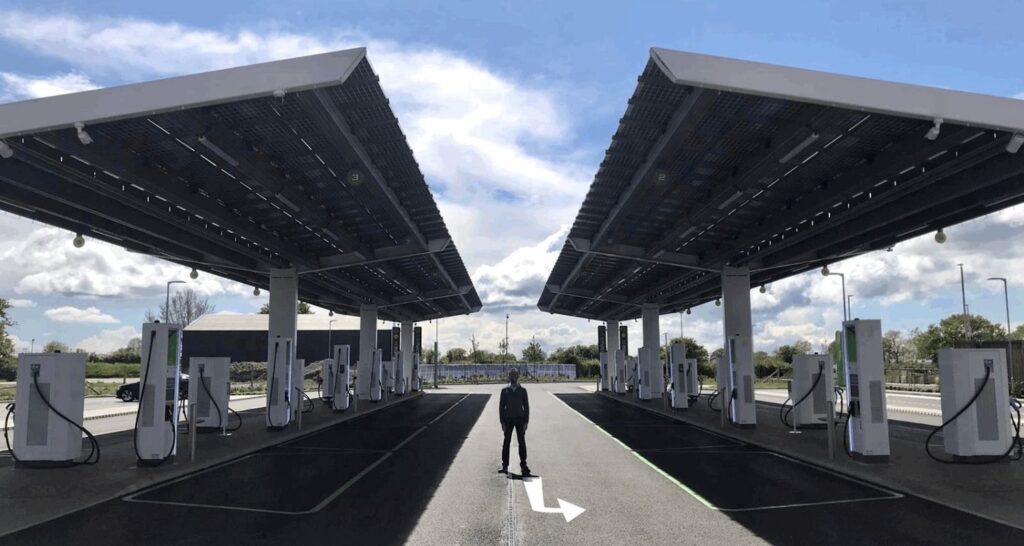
[501,420,527,468]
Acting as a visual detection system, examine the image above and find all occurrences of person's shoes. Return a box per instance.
[498,466,508,474]
[520,465,531,476]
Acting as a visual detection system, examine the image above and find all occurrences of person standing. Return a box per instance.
[499,368,530,476]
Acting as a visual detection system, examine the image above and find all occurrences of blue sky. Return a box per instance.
[1,0,1023,356]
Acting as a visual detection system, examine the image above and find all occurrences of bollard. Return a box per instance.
[189,402,197,462]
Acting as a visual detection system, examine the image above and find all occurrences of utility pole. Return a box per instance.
[505,313,510,363]
[959,263,970,341]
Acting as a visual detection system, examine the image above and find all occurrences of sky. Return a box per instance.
[1,0,1023,357]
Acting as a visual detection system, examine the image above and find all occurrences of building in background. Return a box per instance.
[182,315,394,364]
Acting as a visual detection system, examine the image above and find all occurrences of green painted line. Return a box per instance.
[548,392,719,511]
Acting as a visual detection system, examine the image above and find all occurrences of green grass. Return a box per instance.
[86,362,140,378]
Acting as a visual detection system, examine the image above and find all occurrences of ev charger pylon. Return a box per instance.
[842,319,890,462]
[411,353,421,392]
[358,349,384,402]
[599,352,609,392]
[290,358,305,423]
[136,322,183,462]
[266,336,293,430]
[394,350,407,395]
[790,354,834,428]
[331,345,351,411]
[637,347,653,400]
[669,343,688,409]
[684,358,699,402]
[613,350,626,394]
[937,348,1012,458]
[322,355,338,406]
[11,352,87,465]
[189,357,230,432]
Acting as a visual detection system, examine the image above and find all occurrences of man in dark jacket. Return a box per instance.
[499,368,530,476]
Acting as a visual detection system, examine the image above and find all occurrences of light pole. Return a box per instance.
[988,277,1014,386]
[847,294,853,319]
[821,266,848,321]
[959,264,971,341]
[30,338,35,352]
[327,319,337,360]
[505,313,510,364]
[433,319,439,389]
[165,280,185,324]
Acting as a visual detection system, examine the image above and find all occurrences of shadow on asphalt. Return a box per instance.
[1,393,490,546]
[556,393,1024,545]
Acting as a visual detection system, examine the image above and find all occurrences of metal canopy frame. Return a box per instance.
[0,48,481,322]
[538,47,1024,321]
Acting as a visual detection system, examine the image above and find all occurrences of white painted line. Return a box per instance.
[719,494,902,512]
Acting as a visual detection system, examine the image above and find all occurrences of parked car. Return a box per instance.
[116,374,190,402]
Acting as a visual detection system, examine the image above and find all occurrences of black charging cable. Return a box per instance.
[133,329,177,467]
[925,365,1022,464]
[3,371,101,467]
[780,362,825,428]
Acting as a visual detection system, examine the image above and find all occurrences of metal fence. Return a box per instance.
[429,363,577,381]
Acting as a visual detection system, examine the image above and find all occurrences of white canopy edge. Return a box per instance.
[651,47,1024,134]
[0,47,367,139]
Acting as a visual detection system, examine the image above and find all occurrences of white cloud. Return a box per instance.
[75,326,139,353]
[0,227,254,299]
[473,226,566,310]
[0,71,97,102]
[1014,92,1024,100]
[44,305,119,324]
[8,299,36,308]
[0,11,592,269]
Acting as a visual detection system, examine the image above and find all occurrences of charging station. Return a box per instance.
[613,350,626,394]
[189,357,230,432]
[599,352,609,391]
[936,348,1012,459]
[684,358,699,402]
[842,319,889,462]
[358,349,383,402]
[394,350,407,395]
[291,358,306,423]
[668,343,688,409]
[411,353,421,392]
[789,354,834,429]
[266,336,293,430]
[9,352,90,466]
[136,322,183,464]
[322,355,338,406]
[411,326,422,392]
[331,345,351,411]
[716,354,729,400]
[637,347,653,400]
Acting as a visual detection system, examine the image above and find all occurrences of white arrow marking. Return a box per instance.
[521,476,586,522]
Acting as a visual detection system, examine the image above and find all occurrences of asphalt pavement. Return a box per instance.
[2,384,1020,545]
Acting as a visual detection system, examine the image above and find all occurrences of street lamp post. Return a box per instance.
[328,319,337,360]
[434,319,439,389]
[988,277,1014,386]
[847,294,853,320]
[165,280,185,324]
[505,314,510,364]
[821,267,848,321]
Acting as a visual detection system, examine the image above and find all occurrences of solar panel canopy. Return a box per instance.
[539,47,1024,321]
[0,48,481,322]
